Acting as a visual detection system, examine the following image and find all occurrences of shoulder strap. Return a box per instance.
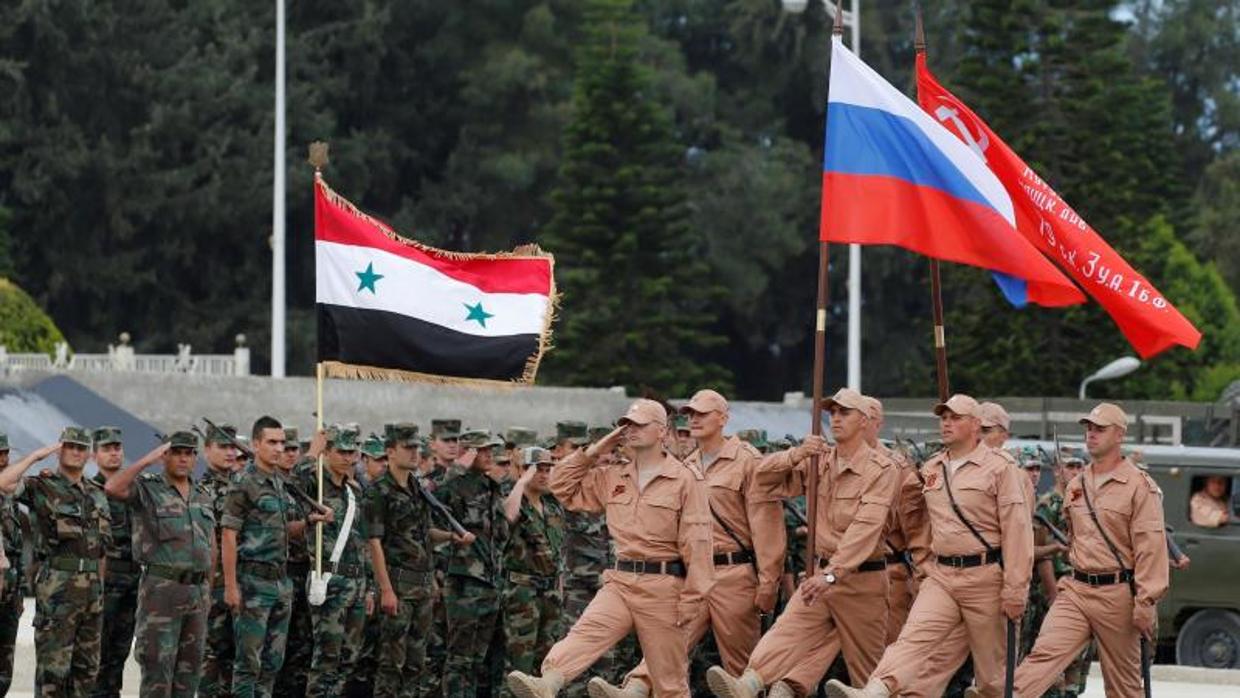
[329,485,357,566]
[1079,473,1134,587]
[707,502,758,575]
[940,461,1001,567]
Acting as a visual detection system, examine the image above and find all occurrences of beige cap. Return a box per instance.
[822,388,870,416]
[618,399,668,427]
[859,396,883,421]
[933,394,980,418]
[681,389,729,415]
[1079,403,1128,429]
[977,402,1011,431]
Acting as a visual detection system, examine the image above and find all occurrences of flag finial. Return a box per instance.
[833,0,844,36]
[914,4,926,55]
[308,141,330,171]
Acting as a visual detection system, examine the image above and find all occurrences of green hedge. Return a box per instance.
[0,278,67,354]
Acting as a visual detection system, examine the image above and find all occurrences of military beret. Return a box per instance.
[92,426,123,447]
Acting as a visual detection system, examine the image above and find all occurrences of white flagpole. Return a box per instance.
[271,0,287,378]
[846,0,862,391]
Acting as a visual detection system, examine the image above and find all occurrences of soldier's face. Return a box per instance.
[687,409,726,440]
[622,421,664,449]
[164,447,196,479]
[981,426,1008,449]
[939,411,978,447]
[60,443,89,469]
[829,406,867,443]
[254,428,286,469]
[282,445,301,469]
[94,443,124,472]
[1083,423,1123,458]
[0,450,9,468]
[386,443,415,469]
[327,448,356,475]
[472,447,494,472]
[364,456,388,480]
[432,437,459,462]
[203,443,230,470]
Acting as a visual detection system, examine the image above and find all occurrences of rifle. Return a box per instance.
[198,418,332,517]
[1033,512,1070,546]
[783,500,809,527]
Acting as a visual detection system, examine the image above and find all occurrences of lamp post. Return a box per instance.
[1078,356,1141,400]
[783,0,862,391]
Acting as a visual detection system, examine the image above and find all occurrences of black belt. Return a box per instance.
[145,564,208,585]
[507,571,559,591]
[329,562,365,578]
[885,551,906,565]
[937,550,1003,568]
[614,558,686,577]
[818,557,887,573]
[107,558,140,574]
[238,560,286,580]
[47,556,100,573]
[713,550,755,566]
[287,561,310,577]
[390,566,432,585]
[1072,569,1134,586]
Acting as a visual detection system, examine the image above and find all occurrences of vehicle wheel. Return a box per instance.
[1176,609,1240,668]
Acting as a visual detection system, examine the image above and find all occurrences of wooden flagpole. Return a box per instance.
[914,12,951,403]
[309,142,330,580]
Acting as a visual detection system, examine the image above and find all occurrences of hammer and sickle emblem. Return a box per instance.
[934,103,990,162]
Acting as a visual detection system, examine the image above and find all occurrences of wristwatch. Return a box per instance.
[822,571,837,585]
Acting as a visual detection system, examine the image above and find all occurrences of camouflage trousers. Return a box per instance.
[307,574,368,698]
[33,567,103,698]
[133,575,209,697]
[344,607,380,698]
[91,566,140,698]
[501,580,563,697]
[273,567,312,698]
[444,576,501,698]
[198,579,234,697]
[416,582,447,698]
[375,573,434,698]
[0,566,24,695]
[231,572,292,698]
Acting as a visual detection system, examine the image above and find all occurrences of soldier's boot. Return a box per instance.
[705,666,763,698]
[822,678,890,698]
[768,681,796,698]
[507,671,565,698]
[586,677,648,698]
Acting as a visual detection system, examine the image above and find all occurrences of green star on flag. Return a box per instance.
[464,301,494,328]
[355,262,384,294]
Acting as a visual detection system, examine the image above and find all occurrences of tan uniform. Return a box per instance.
[905,449,1033,697]
[625,437,785,686]
[542,449,714,698]
[1189,490,1229,528]
[1014,458,1169,697]
[739,442,896,692]
[869,442,1032,698]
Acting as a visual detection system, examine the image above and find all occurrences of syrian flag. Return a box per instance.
[314,176,556,384]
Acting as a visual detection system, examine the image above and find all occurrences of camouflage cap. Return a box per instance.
[556,420,589,446]
[459,429,494,448]
[522,447,554,466]
[587,426,612,444]
[60,426,92,447]
[283,427,300,445]
[431,419,462,439]
[205,422,238,446]
[383,422,420,447]
[495,448,513,464]
[737,429,768,450]
[326,425,360,451]
[166,430,199,450]
[361,435,387,459]
[504,427,539,448]
[673,414,690,433]
[92,426,123,447]
[0,432,8,451]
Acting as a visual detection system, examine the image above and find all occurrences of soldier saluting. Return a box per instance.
[0,427,112,697]
[104,431,216,697]
[1009,403,1169,698]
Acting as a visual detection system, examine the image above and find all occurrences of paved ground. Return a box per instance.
[3,599,1238,696]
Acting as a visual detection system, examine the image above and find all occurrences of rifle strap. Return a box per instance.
[1079,471,1137,595]
[941,459,1003,569]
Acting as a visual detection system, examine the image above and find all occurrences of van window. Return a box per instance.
[1188,475,1234,529]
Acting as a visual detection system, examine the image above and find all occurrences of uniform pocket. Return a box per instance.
[638,495,680,542]
[53,502,84,540]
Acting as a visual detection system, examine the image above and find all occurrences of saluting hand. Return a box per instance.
[585,426,626,461]
[32,442,62,461]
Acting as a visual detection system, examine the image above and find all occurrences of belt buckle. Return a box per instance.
[78,559,86,573]
[1087,573,1101,585]
[636,560,648,574]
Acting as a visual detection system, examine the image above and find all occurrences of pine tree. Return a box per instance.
[539,0,731,396]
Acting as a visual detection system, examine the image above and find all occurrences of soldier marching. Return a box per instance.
[0,392,1184,698]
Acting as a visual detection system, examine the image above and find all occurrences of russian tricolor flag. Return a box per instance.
[820,37,1084,308]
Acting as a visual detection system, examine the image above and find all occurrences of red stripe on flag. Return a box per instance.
[315,181,552,296]
[821,172,1085,307]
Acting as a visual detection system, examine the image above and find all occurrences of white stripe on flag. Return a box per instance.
[827,37,1015,226]
[315,240,549,338]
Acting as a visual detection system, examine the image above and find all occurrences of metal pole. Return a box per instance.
[271,0,287,378]
[845,0,862,391]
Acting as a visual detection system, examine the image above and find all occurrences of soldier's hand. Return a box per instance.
[1002,598,1025,621]
[457,448,478,468]
[586,426,626,460]
[754,587,777,614]
[1133,602,1156,639]
[518,463,538,485]
[794,435,830,462]
[381,587,399,616]
[451,531,476,547]
[799,575,831,606]
[308,509,335,525]
[1170,554,1191,570]
[33,443,61,461]
[225,584,241,613]
[308,429,328,458]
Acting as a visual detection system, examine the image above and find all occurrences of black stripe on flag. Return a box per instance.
[317,304,540,381]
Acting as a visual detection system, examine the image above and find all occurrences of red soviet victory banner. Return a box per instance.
[915,54,1202,358]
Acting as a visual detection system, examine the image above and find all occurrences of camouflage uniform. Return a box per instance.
[347,435,388,698]
[501,482,565,694]
[438,466,508,698]
[124,438,214,698]
[560,510,612,698]
[195,461,237,698]
[273,455,312,698]
[0,432,27,695]
[20,427,111,698]
[1027,490,1092,698]
[298,451,370,697]
[419,431,457,698]
[221,463,295,698]
[369,423,437,698]
[90,426,139,698]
